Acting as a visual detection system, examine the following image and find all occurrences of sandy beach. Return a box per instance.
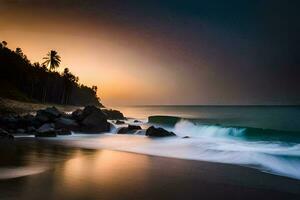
[0,138,299,200]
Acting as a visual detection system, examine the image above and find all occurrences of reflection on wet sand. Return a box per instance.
[0,139,300,200]
[60,150,151,196]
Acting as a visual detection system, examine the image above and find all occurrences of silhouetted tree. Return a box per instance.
[92,85,98,93]
[2,41,7,47]
[15,47,23,57]
[0,41,102,106]
[43,50,61,71]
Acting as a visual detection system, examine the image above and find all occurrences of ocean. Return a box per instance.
[11,105,300,180]
[105,105,300,180]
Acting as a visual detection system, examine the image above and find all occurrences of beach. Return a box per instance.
[0,138,300,200]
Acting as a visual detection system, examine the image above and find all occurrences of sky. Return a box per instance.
[0,0,299,105]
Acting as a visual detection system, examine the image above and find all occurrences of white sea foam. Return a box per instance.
[44,119,300,180]
[0,166,48,179]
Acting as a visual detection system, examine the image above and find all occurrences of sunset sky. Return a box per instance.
[1,0,299,105]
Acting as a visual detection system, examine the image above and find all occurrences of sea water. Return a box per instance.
[37,106,300,180]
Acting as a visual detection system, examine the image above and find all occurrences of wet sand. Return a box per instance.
[0,139,300,200]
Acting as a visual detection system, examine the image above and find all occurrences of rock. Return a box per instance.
[27,126,36,133]
[35,131,57,137]
[71,109,84,121]
[145,126,176,137]
[0,115,18,129]
[182,136,190,139]
[35,123,57,137]
[16,129,25,134]
[0,128,14,140]
[0,128,8,135]
[19,114,37,127]
[36,107,61,123]
[80,106,110,132]
[115,120,125,125]
[57,129,72,135]
[133,120,141,123]
[54,117,79,131]
[102,109,125,120]
[20,114,42,128]
[37,123,55,133]
[118,125,142,134]
[148,116,180,126]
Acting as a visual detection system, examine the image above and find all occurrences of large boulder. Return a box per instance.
[35,123,57,137]
[145,126,176,137]
[102,109,124,120]
[19,114,42,128]
[79,106,110,132]
[54,117,79,131]
[71,109,84,121]
[36,107,61,123]
[118,125,142,134]
[0,115,18,129]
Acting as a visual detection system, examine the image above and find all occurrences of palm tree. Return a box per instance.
[43,50,61,71]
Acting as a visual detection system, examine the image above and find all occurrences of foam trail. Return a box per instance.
[47,119,300,180]
[0,166,48,179]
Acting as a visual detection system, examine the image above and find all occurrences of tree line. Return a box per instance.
[0,40,103,106]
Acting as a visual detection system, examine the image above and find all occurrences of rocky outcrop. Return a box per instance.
[117,125,142,134]
[36,107,61,123]
[54,117,79,131]
[77,106,110,132]
[0,105,124,136]
[145,126,176,137]
[102,109,125,119]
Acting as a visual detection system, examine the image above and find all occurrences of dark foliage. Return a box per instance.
[0,42,103,106]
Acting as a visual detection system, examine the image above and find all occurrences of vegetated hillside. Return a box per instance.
[0,41,103,107]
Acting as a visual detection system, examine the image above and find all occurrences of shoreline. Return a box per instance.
[0,138,300,199]
[10,131,300,182]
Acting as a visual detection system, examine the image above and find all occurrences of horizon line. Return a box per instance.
[107,104,300,107]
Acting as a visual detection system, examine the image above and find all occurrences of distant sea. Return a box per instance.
[102,105,300,179]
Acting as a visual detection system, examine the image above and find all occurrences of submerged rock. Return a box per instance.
[145,126,176,137]
[117,125,142,134]
[182,136,190,139]
[148,116,180,126]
